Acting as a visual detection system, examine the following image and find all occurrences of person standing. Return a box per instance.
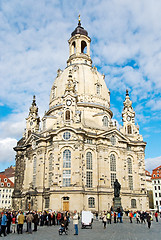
[26,212,34,234]
[11,214,17,233]
[73,210,79,235]
[114,212,117,223]
[155,211,158,222]
[33,211,39,231]
[17,211,25,234]
[1,212,7,236]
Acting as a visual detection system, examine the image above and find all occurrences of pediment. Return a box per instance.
[25,132,41,145]
[98,129,129,143]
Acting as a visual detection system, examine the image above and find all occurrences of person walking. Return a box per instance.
[147,213,152,229]
[107,211,111,224]
[129,211,133,223]
[136,212,140,224]
[17,211,25,234]
[1,212,7,237]
[26,212,34,234]
[102,212,107,229]
[73,210,79,235]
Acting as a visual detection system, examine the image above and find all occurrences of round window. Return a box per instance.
[63,132,71,140]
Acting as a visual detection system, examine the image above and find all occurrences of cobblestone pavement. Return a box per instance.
[2,217,161,240]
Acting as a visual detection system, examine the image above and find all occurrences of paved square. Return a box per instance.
[4,217,161,240]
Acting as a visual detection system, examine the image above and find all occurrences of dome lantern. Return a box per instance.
[67,16,92,66]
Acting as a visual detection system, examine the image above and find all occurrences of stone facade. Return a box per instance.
[13,20,149,212]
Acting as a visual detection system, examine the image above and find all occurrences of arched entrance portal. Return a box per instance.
[62,196,69,211]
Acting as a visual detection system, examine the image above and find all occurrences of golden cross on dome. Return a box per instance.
[78,14,81,24]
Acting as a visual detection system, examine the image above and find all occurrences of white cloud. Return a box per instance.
[0,138,17,166]
[145,156,161,172]
[0,0,161,170]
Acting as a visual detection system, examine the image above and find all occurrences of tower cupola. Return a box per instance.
[67,15,92,66]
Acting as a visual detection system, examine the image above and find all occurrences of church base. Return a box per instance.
[113,197,123,212]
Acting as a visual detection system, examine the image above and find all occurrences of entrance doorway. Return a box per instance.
[62,196,69,211]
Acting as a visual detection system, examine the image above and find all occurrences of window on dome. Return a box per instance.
[81,40,87,53]
[65,110,70,120]
[103,116,108,127]
[96,84,100,95]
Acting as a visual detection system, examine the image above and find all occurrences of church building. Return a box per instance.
[13,19,149,212]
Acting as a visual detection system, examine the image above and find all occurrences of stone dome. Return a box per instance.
[49,63,110,110]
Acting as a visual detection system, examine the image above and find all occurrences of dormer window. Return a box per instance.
[127,125,132,134]
[7,183,10,187]
[1,183,4,187]
[4,178,7,183]
[103,116,108,127]
[96,84,100,95]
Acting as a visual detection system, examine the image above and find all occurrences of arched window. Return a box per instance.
[127,125,132,134]
[81,40,87,53]
[128,175,133,190]
[86,152,92,170]
[33,156,37,187]
[72,41,76,54]
[49,153,53,171]
[65,110,70,120]
[88,197,95,208]
[103,116,108,127]
[110,154,116,172]
[131,199,136,208]
[86,152,93,188]
[63,150,71,168]
[127,158,132,174]
[33,156,36,174]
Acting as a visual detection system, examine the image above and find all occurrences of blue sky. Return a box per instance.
[0,0,161,172]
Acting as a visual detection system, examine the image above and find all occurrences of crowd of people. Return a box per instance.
[0,209,160,237]
[101,210,160,229]
[0,210,71,237]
